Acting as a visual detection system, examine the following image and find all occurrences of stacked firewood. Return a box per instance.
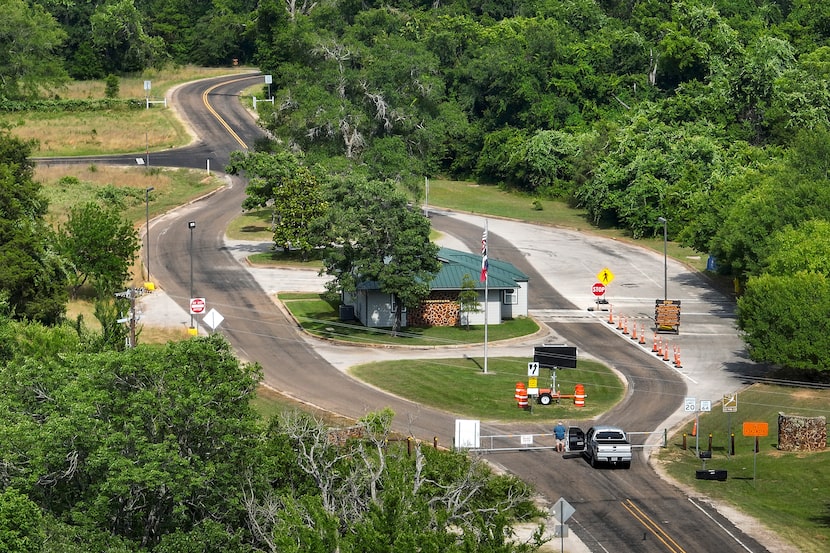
[777,413,827,451]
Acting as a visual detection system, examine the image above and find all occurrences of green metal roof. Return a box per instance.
[355,248,528,291]
[431,247,528,290]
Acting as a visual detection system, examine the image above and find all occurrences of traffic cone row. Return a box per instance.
[607,308,687,368]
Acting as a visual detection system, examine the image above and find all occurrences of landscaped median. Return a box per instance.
[278,292,624,422]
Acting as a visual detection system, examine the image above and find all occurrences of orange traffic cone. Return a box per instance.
[639,325,647,345]
[652,333,659,353]
[607,305,614,324]
[691,419,697,437]
[622,317,629,335]
[674,347,683,368]
[630,323,638,340]
[663,341,670,362]
[617,314,624,331]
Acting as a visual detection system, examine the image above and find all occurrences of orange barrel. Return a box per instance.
[515,382,528,409]
[574,384,586,407]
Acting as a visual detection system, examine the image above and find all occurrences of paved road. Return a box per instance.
[49,74,787,552]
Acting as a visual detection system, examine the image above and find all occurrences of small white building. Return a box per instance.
[341,247,529,328]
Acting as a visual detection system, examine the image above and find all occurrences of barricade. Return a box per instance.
[515,382,528,409]
[574,384,585,407]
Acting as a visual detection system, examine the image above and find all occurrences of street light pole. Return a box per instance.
[658,217,668,301]
[145,187,154,284]
[188,221,196,329]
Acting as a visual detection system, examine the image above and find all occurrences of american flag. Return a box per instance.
[480,228,488,282]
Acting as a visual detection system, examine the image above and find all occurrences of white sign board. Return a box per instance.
[684,397,697,412]
[454,419,480,449]
[144,80,151,91]
[700,400,712,412]
[527,362,540,377]
[520,434,534,445]
[264,74,273,84]
[203,308,224,331]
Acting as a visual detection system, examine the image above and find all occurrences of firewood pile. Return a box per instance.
[777,412,827,451]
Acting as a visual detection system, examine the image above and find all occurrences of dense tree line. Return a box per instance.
[0,320,542,551]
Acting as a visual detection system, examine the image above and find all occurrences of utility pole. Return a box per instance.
[115,288,142,348]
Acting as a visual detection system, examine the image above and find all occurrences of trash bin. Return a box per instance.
[339,305,355,321]
[695,469,727,481]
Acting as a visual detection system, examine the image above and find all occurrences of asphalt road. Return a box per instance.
[42,73,785,552]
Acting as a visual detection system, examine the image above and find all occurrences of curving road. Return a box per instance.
[45,73,782,552]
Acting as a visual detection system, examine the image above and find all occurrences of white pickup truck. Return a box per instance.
[579,426,632,469]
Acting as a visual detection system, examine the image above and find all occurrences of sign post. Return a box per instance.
[723,393,738,455]
[743,422,768,486]
[551,497,575,553]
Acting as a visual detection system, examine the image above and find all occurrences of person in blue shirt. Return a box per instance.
[553,421,567,453]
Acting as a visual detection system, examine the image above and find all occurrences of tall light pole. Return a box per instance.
[145,187,154,285]
[188,221,196,329]
[658,217,668,301]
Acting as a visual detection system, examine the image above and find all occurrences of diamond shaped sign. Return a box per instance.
[203,308,224,331]
[552,497,575,523]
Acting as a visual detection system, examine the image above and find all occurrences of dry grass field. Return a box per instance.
[3,65,256,157]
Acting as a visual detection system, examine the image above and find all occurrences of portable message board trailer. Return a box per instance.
[533,345,577,369]
[531,345,579,405]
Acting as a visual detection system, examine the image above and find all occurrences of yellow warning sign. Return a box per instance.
[596,268,615,286]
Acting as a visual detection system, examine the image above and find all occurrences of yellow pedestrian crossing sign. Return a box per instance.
[597,267,615,286]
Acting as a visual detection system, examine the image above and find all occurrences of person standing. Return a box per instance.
[553,421,567,453]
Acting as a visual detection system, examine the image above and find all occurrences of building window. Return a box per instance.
[503,289,518,305]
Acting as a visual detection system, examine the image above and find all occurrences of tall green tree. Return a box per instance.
[312,177,441,332]
[57,201,140,298]
[228,149,326,259]
[0,131,67,325]
[0,0,68,98]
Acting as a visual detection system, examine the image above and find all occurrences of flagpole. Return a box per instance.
[483,220,489,374]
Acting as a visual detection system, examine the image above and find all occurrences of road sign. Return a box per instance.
[700,400,712,412]
[190,297,206,315]
[742,422,769,437]
[552,497,575,523]
[203,308,224,331]
[684,397,696,412]
[527,362,540,377]
[591,282,606,296]
[596,268,615,286]
[723,393,738,413]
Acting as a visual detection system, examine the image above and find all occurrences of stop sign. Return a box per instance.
[591,282,606,296]
[190,297,206,314]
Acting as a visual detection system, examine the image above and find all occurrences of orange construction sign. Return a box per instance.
[742,422,769,437]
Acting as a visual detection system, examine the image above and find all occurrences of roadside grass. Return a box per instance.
[350,357,623,422]
[4,65,254,157]
[654,384,830,553]
[37,164,223,225]
[279,292,539,346]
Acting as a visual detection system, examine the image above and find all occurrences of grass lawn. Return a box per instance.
[350,357,623,422]
[278,292,540,346]
[654,384,830,553]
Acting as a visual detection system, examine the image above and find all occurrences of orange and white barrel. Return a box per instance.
[574,384,586,408]
[515,382,528,409]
